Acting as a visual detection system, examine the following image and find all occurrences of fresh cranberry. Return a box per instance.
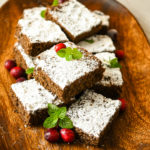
[107,29,118,41]
[16,77,26,83]
[44,128,60,142]
[10,67,25,79]
[4,60,16,71]
[119,98,126,111]
[115,50,125,60]
[60,129,75,143]
[55,43,66,53]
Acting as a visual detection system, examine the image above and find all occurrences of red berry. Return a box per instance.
[16,77,26,83]
[10,67,25,79]
[55,43,66,53]
[119,98,126,111]
[60,129,75,143]
[44,128,60,142]
[107,29,118,41]
[115,50,124,60]
[5,60,16,71]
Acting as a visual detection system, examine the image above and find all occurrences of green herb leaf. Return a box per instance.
[72,48,82,60]
[65,53,73,61]
[84,39,94,44]
[56,47,82,61]
[109,58,122,68]
[26,67,34,74]
[48,103,59,116]
[59,116,73,129]
[43,104,74,129]
[57,107,67,119]
[57,49,66,58]
[41,10,46,18]
[52,0,59,6]
[43,116,58,128]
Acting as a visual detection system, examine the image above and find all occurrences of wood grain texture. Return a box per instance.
[0,0,150,149]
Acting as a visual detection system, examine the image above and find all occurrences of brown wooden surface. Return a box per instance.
[0,0,150,149]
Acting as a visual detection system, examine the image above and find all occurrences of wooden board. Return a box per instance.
[0,0,150,149]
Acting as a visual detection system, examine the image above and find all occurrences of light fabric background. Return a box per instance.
[117,0,150,42]
[0,0,150,41]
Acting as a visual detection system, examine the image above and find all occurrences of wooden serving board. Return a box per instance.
[0,0,150,149]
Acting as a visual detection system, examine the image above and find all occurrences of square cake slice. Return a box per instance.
[77,35,116,53]
[67,90,121,146]
[46,0,102,43]
[93,52,123,98]
[10,79,69,125]
[33,42,104,103]
[14,42,35,79]
[16,7,68,56]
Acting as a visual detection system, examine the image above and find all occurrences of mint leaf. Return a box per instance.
[59,116,73,129]
[84,39,94,44]
[109,58,122,68]
[57,49,66,58]
[41,10,46,18]
[48,103,59,116]
[26,67,34,74]
[65,53,73,61]
[43,104,74,129]
[72,48,82,60]
[57,107,67,119]
[52,0,59,6]
[43,116,58,128]
[56,47,82,61]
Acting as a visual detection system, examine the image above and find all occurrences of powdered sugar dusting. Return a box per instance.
[18,7,68,43]
[95,52,123,86]
[95,52,116,66]
[67,90,121,138]
[93,10,110,27]
[34,42,101,89]
[23,7,46,20]
[77,35,116,53]
[47,0,101,37]
[15,42,35,68]
[11,79,63,114]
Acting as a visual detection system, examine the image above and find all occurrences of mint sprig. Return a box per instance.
[84,39,94,44]
[52,0,59,6]
[57,47,82,61]
[43,104,73,129]
[41,10,46,18]
[109,58,122,68]
[26,67,34,74]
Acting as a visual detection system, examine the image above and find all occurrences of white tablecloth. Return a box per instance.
[0,0,150,42]
[117,0,150,42]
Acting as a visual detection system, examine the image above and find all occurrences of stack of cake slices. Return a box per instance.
[10,0,123,146]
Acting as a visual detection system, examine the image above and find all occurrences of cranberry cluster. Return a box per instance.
[4,60,26,82]
[44,128,75,143]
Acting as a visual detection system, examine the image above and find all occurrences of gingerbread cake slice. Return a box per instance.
[77,35,116,54]
[10,79,71,125]
[16,7,68,56]
[93,10,110,33]
[93,52,123,98]
[14,42,35,79]
[46,0,102,43]
[67,90,121,146]
[33,42,104,103]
